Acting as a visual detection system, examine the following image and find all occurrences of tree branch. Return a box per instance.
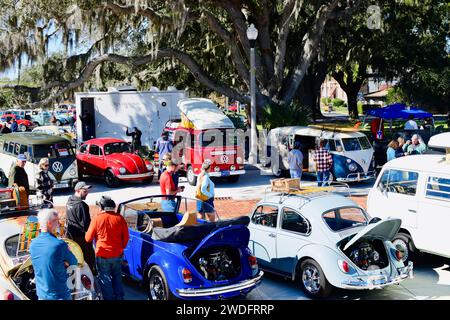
[28,50,250,108]
[280,0,340,105]
[255,2,274,82]
[104,0,173,26]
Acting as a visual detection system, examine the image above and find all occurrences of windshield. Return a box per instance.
[104,142,132,155]
[33,142,74,159]
[342,138,362,151]
[358,136,372,149]
[322,207,369,232]
[199,129,238,147]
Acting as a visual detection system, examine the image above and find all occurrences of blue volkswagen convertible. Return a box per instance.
[118,195,263,300]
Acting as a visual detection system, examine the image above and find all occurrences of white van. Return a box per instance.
[267,126,375,182]
[367,132,450,262]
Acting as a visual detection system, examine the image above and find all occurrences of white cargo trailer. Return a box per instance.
[75,86,186,147]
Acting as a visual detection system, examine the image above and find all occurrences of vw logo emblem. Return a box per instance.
[221,155,229,164]
[362,159,366,164]
[52,161,63,173]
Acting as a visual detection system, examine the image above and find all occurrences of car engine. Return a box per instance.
[13,268,38,300]
[196,249,240,281]
[348,241,386,271]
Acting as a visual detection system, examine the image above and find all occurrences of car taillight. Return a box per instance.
[81,274,92,290]
[338,260,350,273]
[248,255,258,269]
[395,250,404,261]
[2,290,14,300]
[182,268,192,283]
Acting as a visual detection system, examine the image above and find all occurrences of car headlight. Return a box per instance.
[348,163,358,172]
[230,165,236,171]
[146,164,153,171]
[236,157,243,164]
[69,169,76,176]
[119,167,126,174]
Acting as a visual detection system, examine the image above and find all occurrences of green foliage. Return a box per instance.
[224,111,246,130]
[357,101,364,115]
[332,98,345,108]
[262,104,312,130]
[386,87,409,105]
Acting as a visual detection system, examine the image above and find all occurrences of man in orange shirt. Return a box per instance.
[85,196,129,300]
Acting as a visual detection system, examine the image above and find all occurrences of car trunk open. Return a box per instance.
[338,218,401,271]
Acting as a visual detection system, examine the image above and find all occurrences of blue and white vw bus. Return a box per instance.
[267,126,376,182]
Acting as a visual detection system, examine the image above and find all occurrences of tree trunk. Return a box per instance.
[347,92,359,119]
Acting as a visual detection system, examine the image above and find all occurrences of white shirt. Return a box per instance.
[404,120,418,130]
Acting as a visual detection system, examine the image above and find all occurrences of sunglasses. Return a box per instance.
[44,164,49,167]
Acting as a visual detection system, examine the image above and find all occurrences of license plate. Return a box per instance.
[372,277,387,285]
[221,171,230,176]
[55,183,69,188]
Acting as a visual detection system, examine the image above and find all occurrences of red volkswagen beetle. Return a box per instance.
[76,138,154,187]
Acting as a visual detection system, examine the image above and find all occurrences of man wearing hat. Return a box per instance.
[287,141,304,182]
[85,196,129,300]
[66,181,96,273]
[8,154,30,197]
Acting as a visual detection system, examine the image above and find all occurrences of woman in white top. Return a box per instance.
[196,161,216,222]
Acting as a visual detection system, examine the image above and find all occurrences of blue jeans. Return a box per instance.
[161,199,177,212]
[96,256,124,300]
[289,169,302,179]
[317,171,330,187]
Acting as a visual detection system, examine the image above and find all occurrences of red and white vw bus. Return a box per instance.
[164,98,245,185]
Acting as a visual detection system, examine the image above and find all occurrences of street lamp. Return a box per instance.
[246,23,258,165]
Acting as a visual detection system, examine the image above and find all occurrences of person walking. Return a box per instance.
[10,118,18,132]
[313,139,333,187]
[29,209,78,300]
[155,131,173,180]
[8,154,30,201]
[85,196,129,300]
[125,126,142,152]
[159,160,183,212]
[196,160,216,222]
[35,158,55,205]
[66,181,96,273]
[287,141,304,183]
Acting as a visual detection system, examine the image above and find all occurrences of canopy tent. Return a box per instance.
[366,103,433,120]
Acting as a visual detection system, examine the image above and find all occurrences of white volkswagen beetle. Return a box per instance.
[248,191,413,298]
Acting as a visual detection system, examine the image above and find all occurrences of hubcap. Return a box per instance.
[187,168,194,183]
[106,172,114,185]
[302,265,321,294]
[393,239,409,262]
[149,274,165,300]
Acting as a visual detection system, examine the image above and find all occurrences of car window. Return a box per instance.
[89,144,102,156]
[342,138,361,151]
[358,136,372,149]
[104,142,131,155]
[79,144,88,154]
[324,139,336,151]
[323,207,368,232]
[33,142,74,159]
[426,176,450,202]
[251,205,278,228]
[7,141,15,154]
[380,169,419,196]
[281,207,311,235]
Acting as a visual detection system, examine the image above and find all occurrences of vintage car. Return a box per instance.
[248,190,413,298]
[119,195,263,300]
[76,138,154,187]
[0,198,97,300]
[0,114,35,132]
[32,125,76,144]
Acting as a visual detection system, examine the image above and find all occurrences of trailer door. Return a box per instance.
[81,97,96,140]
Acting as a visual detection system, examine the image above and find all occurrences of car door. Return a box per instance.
[416,174,450,256]
[276,206,311,275]
[120,205,137,278]
[368,168,419,230]
[86,144,104,176]
[76,144,89,175]
[248,204,279,270]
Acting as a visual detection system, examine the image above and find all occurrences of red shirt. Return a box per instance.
[160,171,175,196]
[85,211,130,259]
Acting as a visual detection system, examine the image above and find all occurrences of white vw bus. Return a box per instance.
[266,126,375,182]
[0,133,78,190]
[367,132,450,262]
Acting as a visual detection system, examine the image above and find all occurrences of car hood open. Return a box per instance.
[343,218,402,251]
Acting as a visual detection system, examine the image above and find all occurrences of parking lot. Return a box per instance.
[47,164,450,301]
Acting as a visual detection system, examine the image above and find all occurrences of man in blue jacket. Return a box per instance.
[30,209,78,300]
[9,118,18,132]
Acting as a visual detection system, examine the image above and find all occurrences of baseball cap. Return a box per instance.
[96,195,116,211]
[17,154,27,161]
[74,181,92,190]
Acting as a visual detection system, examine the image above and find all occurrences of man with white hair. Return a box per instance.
[403,134,427,155]
[29,209,78,300]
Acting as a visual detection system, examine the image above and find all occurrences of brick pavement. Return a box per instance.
[53,196,367,219]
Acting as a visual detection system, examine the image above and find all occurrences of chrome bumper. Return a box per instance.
[341,262,413,290]
[117,172,153,179]
[337,171,376,182]
[209,170,246,177]
[176,271,263,298]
